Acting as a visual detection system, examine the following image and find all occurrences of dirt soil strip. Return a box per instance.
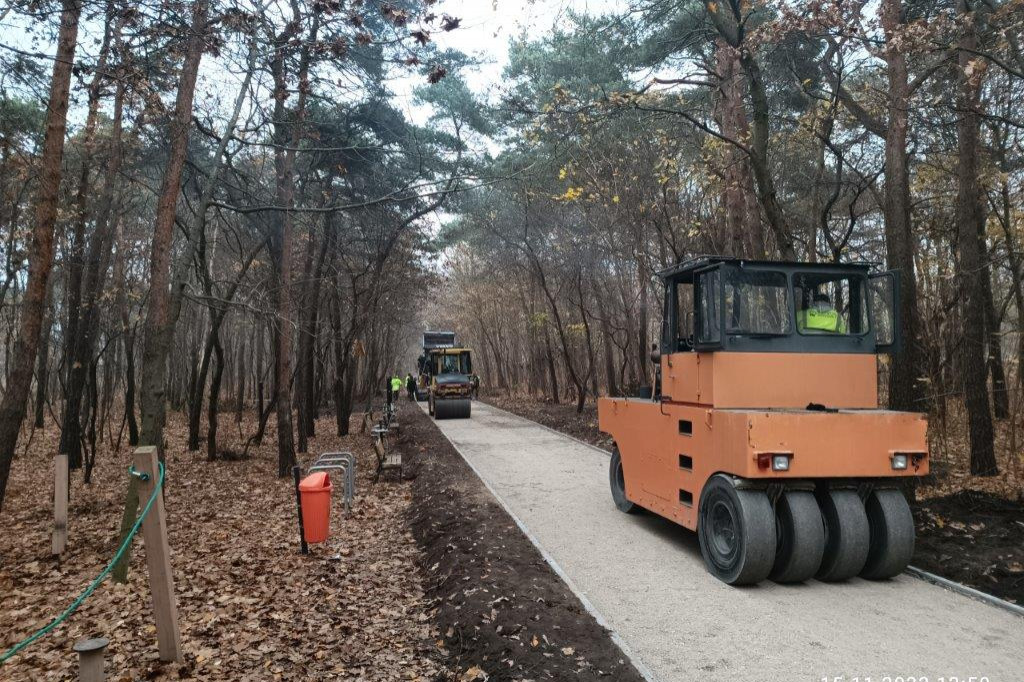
[400,402,649,682]
[428,401,1024,682]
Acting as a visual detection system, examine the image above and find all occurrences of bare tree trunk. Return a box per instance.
[600,310,619,397]
[33,287,54,428]
[636,263,650,389]
[235,336,245,423]
[543,324,559,404]
[330,275,350,436]
[296,224,323,453]
[113,0,207,580]
[0,0,81,515]
[956,0,997,476]
[876,0,926,414]
[714,40,763,258]
[270,49,297,477]
[269,10,318,475]
[207,334,225,461]
[61,78,124,470]
[302,223,331,433]
[704,1,796,259]
[996,181,1024,390]
[112,212,131,449]
[137,0,208,447]
[256,321,265,431]
[60,1,116,470]
[980,228,1010,419]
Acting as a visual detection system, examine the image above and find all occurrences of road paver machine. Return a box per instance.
[598,257,928,585]
[418,331,474,419]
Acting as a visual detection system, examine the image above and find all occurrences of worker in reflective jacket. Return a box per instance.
[389,375,403,404]
[797,292,847,333]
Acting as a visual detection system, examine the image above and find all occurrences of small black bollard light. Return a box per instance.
[291,465,308,555]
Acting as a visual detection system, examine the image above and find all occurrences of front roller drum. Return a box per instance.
[433,398,472,419]
[698,475,776,585]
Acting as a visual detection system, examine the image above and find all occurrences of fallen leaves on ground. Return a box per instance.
[1,411,441,681]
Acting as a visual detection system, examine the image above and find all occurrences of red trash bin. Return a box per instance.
[298,472,332,543]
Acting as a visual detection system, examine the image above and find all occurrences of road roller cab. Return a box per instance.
[598,256,928,586]
[417,331,455,402]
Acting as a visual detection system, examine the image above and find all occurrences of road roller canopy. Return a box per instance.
[422,330,457,350]
[657,256,899,355]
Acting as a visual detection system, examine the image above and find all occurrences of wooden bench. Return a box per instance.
[373,437,402,482]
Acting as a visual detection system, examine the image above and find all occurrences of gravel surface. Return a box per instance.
[427,401,1024,682]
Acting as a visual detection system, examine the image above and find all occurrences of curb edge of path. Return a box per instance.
[418,402,661,682]
[479,399,1024,620]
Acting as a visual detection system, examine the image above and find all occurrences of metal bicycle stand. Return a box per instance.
[307,451,356,512]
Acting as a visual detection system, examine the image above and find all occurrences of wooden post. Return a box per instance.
[52,453,68,556]
[73,637,109,682]
[134,446,181,662]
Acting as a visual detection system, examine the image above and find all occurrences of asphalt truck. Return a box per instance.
[598,257,928,585]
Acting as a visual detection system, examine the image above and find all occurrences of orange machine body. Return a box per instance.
[598,351,929,530]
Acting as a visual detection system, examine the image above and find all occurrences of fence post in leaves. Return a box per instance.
[134,446,182,661]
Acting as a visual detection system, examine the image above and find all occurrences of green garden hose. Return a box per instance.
[0,461,165,665]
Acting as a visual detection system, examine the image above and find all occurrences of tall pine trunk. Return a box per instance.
[880,0,925,414]
[0,0,81,515]
[112,0,208,581]
[955,0,997,476]
[136,0,208,447]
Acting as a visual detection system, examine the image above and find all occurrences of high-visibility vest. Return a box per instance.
[390,377,402,391]
[796,308,846,333]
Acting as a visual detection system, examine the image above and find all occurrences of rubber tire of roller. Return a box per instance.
[769,491,825,583]
[861,488,915,580]
[609,446,637,514]
[816,489,870,582]
[698,475,776,586]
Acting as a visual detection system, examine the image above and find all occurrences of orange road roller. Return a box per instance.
[598,257,928,585]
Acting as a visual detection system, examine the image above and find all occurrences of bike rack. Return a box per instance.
[307,451,356,512]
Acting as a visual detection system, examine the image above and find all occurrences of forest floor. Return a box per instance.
[482,393,1024,605]
[0,410,440,681]
[0,401,645,681]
